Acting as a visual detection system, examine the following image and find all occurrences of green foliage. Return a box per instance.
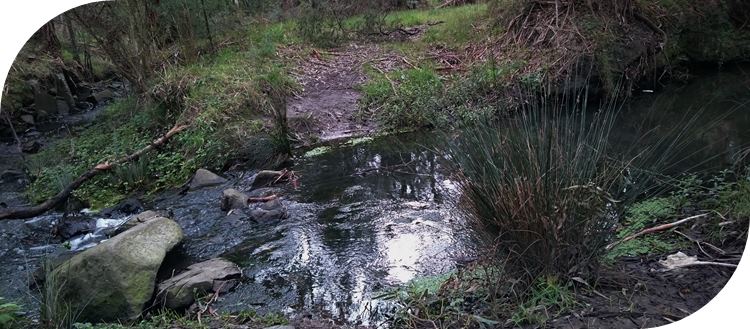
[295,1,349,47]
[406,271,454,296]
[345,136,374,146]
[606,167,750,262]
[71,309,288,329]
[42,262,76,329]
[0,298,21,329]
[361,66,445,130]
[605,197,681,262]
[258,312,288,326]
[360,59,517,131]
[510,276,576,326]
[24,98,228,209]
[421,3,488,47]
[304,146,332,158]
[25,21,296,209]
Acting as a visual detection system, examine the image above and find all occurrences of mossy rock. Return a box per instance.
[47,217,183,322]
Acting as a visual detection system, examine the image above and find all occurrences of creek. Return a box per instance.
[0,64,748,326]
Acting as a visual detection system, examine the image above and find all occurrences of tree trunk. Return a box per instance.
[63,14,81,65]
[200,0,215,52]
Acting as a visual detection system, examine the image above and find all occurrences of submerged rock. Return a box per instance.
[20,114,35,125]
[55,219,96,239]
[47,217,183,322]
[113,210,162,235]
[250,208,286,222]
[259,198,283,211]
[155,258,241,310]
[251,170,283,188]
[221,188,248,211]
[100,197,144,217]
[91,89,114,104]
[189,169,227,190]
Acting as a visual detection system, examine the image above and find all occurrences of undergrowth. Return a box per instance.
[359,60,516,130]
[606,168,750,262]
[24,23,297,209]
[0,297,22,329]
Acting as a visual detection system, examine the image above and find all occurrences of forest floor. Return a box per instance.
[540,245,744,328]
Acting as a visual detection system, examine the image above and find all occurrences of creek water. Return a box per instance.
[0,64,749,325]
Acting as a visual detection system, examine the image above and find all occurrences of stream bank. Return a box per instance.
[1,63,749,329]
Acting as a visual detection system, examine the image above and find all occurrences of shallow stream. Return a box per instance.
[0,64,749,325]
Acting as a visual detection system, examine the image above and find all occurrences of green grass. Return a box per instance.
[360,66,445,130]
[384,3,488,47]
[303,146,332,158]
[510,276,576,326]
[0,297,22,329]
[359,60,516,131]
[605,168,750,262]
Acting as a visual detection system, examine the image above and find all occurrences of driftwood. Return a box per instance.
[606,213,708,250]
[0,124,189,220]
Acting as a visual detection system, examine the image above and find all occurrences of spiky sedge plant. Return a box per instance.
[445,77,735,284]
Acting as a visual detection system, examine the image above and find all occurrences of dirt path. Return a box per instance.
[286,43,392,144]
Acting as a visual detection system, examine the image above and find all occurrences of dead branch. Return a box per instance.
[0,124,189,220]
[372,65,398,96]
[673,230,726,257]
[248,194,279,203]
[606,213,708,250]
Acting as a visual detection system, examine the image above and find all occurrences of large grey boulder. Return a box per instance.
[221,188,248,211]
[155,258,241,310]
[189,169,227,190]
[47,217,183,322]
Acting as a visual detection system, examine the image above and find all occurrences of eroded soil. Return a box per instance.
[285,43,404,144]
[541,243,746,329]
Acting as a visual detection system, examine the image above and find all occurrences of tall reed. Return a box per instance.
[445,80,729,282]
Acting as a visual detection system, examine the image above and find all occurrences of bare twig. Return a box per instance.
[248,194,278,203]
[673,230,726,256]
[372,65,398,96]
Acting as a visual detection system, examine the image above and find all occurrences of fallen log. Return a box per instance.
[605,213,708,250]
[0,124,189,220]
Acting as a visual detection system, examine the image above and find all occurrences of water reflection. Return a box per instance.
[212,133,470,324]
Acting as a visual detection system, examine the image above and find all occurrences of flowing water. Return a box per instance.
[152,133,474,325]
[0,64,749,325]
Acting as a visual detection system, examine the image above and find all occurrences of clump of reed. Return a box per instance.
[445,79,722,283]
[448,86,627,280]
